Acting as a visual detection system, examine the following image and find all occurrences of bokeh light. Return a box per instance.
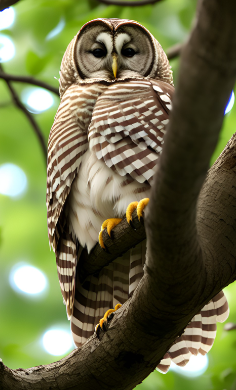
[0,7,15,30]
[0,163,27,197]
[0,34,15,62]
[22,88,54,113]
[46,18,65,40]
[170,354,208,377]
[225,91,235,114]
[10,264,47,295]
[42,329,73,356]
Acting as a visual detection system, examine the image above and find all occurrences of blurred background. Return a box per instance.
[0,0,236,389]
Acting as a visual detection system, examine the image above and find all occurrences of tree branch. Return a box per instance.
[0,72,59,96]
[0,64,47,163]
[1,0,236,388]
[96,0,162,6]
[166,42,183,60]
[0,0,20,11]
[78,209,146,284]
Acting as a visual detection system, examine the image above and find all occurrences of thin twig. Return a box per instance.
[0,64,47,163]
[166,42,183,60]
[0,72,59,96]
[96,0,163,6]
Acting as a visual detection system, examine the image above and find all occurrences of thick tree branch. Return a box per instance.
[0,72,59,96]
[0,65,47,163]
[1,0,236,389]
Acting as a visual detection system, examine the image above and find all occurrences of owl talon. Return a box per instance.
[95,304,122,334]
[99,218,122,248]
[126,198,149,223]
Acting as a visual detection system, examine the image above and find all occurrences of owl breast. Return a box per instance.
[66,79,173,252]
[67,148,150,252]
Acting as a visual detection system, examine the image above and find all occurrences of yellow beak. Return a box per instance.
[112,54,118,78]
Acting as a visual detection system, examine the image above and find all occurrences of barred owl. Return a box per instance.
[47,18,229,373]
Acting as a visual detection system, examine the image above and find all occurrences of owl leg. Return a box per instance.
[126,198,149,223]
[99,218,122,248]
[95,303,122,333]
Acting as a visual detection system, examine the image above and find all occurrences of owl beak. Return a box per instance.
[112,54,118,78]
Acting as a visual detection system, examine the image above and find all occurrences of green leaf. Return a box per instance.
[25,51,51,76]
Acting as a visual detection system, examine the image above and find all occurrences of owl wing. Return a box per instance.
[47,84,93,317]
[89,79,174,184]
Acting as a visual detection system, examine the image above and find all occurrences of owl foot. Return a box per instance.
[126,198,150,223]
[99,218,122,249]
[95,304,122,333]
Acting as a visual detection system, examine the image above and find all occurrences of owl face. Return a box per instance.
[75,21,154,81]
[59,19,173,98]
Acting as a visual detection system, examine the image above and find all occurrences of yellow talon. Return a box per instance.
[95,304,122,332]
[126,202,139,223]
[137,198,149,220]
[126,198,149,223]
[99,218,122,248]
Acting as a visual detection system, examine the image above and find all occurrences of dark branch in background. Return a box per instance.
[96,0,162,6]
[0,0,20,11]
[166,42,182,60]
[0,64,47,163]
[0,72,59,96]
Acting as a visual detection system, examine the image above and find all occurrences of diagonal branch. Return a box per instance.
[166,42,183,60]
[78,209,146,283]
[0,72,59,96]
[0,64,47,163]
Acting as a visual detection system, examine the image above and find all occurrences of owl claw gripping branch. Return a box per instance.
[98,198,149,248]
[47,18,229,374]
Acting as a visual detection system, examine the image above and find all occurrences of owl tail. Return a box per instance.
[157,290,229,373]
[70,242,146,347]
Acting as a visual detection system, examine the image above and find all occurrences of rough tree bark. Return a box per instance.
[1,0,236,389]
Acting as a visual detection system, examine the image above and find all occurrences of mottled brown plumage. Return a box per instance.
[47,18,229,373]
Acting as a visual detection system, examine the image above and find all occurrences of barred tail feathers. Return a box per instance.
[129,241,146,297]
[157,291,229,373]
[71,250,137,347]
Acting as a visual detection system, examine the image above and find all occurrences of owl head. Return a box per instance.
[59,18,173,97]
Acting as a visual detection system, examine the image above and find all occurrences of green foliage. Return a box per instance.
[0,0,235,389]
[26,50,51,75]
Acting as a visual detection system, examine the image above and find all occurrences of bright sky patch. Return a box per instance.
[170,354,208,377]
[0,163,27,198]
[0,34,15,62]
[10,264,47,295]
[42,329,73,356]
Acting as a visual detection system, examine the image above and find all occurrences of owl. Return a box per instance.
[47,18,229,373]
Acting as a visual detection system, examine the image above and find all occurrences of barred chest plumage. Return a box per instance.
[66,78,172,252]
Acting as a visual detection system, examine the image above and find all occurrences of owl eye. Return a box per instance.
[92,48,107,58]
[121,48,136,57]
